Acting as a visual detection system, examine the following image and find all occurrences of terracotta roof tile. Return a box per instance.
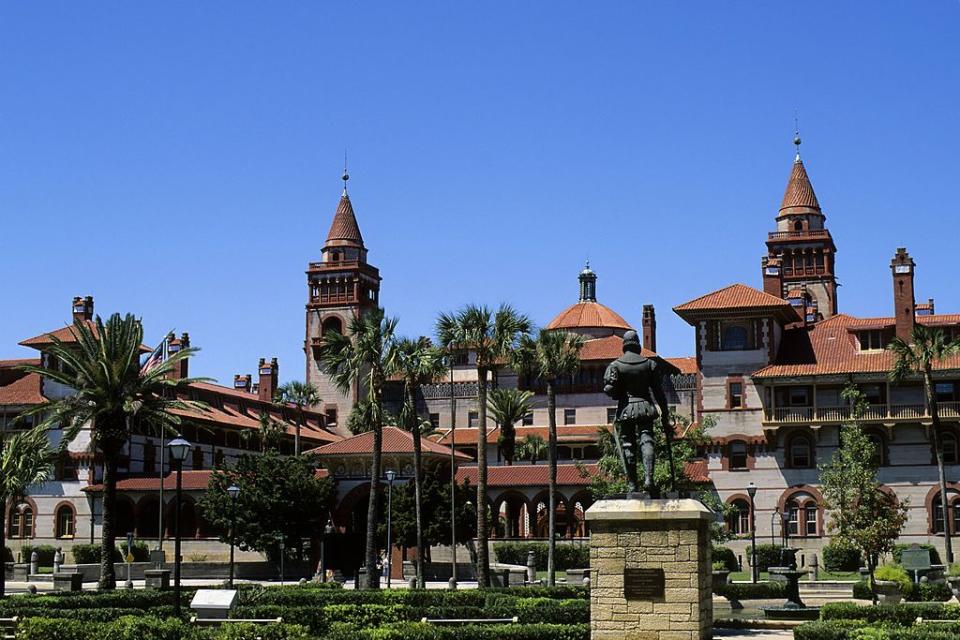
[454,460,708,487]
[0,372,46,406]
[437,424,610,447]
[779,159,821,214]
[684,458,710,483]
[0,358,41,368]
[325,194,364,246]
[546,301,631,331]
[306,425,471,460]
[84,470,215,493]
[665,356,698,375]
[674,284,801,324]
[19,321,152,353]
[580,335,655,361]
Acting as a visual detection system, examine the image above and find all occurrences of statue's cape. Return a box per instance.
[617,350,649,365]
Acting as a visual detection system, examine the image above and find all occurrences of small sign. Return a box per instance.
[623,568,665,600]
[125,553,134,564]
[191,589,238,611]
[901,547,932,572]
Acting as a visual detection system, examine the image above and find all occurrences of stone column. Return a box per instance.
[586,498,713,640]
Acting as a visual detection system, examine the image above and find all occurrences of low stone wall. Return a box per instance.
[57,560,313,583]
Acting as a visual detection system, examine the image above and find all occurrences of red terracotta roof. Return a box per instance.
[454,460,709,487]
[19,321,152,353]
[779,159,821,215]
[580,335,656,361]
[0,372,47,406]
[546,301,631,332]
[684,458,710,484]
[305,425,471,460]
[84,468,329,493]
[665,356,698,375]
[754,313,960,378]
[674,284,801,323]
[325,193,364,247]
[0,358,41,368]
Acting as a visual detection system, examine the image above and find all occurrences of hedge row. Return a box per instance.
[18,544,57,566]
[822,544,861,572]
[712,546,738,572]
[492,543,590,571]
[238,585,588,608]
[14,617,588,640]
[795,620,960,640]
[71,541,151,564]
[0,589,191,615]
[822,602,960,625]
[713,581,785,600]
[851,580,954,603]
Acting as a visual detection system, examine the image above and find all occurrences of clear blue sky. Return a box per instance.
[2,2,958,385]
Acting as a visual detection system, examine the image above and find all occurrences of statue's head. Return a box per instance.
[622,330,641,353]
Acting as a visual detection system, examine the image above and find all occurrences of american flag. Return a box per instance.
[140,339,167,375]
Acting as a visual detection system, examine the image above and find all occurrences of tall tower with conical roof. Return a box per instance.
[305,171,381,429]
[762,135,838,320]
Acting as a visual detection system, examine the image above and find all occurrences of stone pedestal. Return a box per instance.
[586,498,713,640]
[145,569,171,589]
[52,572,83,592]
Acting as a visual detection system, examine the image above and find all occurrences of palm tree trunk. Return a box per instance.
[926,369,954,564]
[365,417,383,589]
[476,370,490,588]
[99,454,119,590]
[547,381,557,587]
[410,387,425,589]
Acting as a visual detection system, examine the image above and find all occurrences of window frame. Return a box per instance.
[563,409,576,426]
[728,440,749,470]
[56,504,76,539]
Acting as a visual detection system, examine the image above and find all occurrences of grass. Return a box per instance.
[727,569,860,582]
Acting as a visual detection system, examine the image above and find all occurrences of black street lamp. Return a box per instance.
[447,345,458,590]
[321,517,334,582]
[385,469,396,588]
[781,509,791,549]
[747,482,758,584]
[167,436,192,617]
[227,483,240,588]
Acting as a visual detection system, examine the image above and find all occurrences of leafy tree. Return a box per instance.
[200,451,335,561]
[820,385,908,602]
[380,469,477,556]
[515,329,585,585]
[889,324,960,564]
[517,434,547,464]
[436,304,531,587]
[394,336,447,588]
[0,426,58,597]
[20,313,204,589]
[487,388,534,465]
[244,410,285,452]
[317,308,399,588]
[274,381,321,455]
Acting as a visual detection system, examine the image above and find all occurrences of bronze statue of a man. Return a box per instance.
[603,330,675,495]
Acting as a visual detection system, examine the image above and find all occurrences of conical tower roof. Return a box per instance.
[778,158,821,217]
[324,192,365,248]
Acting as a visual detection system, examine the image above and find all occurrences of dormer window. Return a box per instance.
[857,330,887,351]
[717,320,758,351]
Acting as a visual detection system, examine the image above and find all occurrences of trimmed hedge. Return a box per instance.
[16,616,312,640]
[893,544,942,566]
[753,544,784,572]
[327,622,590,640]
[71,542,149,564]
[796,620,960,640]
[19,544,57,566]
[851,580,955,603]
[492,542,590,571]
[822,602,960,624]
[712,546,738,572]
[713,581,785,600]
[822,543,861,572]
[793,620,863,640]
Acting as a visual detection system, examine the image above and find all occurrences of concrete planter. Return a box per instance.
[52,572,83,592]
[712,569,730,585]
[144,569,171,589]
[874,580,903,605]
[947,576,960,602]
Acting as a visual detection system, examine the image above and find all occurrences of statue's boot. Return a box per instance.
[640,432,655,495]
[622,440,639,493]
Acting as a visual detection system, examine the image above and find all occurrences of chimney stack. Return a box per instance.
[641,304,657,353]
[258,357,278,403]
[233,374,252,393]
[71,295,94,323]
[166,332,190,379]
[761,257,783,299]
[891,247,916,342]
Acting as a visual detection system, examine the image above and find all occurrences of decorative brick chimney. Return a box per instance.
[72,296,94,323]
[891,247,916,342]
[166,332,190,379]
[258,358,278,403]
[761,257,783,299]
[641,304,657,353]
[234,374,252,393]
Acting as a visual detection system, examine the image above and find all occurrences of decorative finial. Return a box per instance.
[793,115,802,162]
[342,149,349,195]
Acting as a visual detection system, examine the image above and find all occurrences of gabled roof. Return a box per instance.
[753,313,960,378]
[546,301,631,332]
[306,425,471,460]
[19,321,152,353]
[673,284,801,324]
[325,193,364,247]
[579,335,655,361]
[665,356,698,375]
[779,158,821,215]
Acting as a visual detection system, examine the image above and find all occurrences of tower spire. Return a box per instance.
[342,150,349,195]
[578,260,597,302]
[793,117,802,163]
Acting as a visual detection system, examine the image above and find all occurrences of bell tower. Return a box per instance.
[305,170,381,430]
[763,134,838,321]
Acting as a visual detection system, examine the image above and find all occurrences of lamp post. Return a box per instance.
[321,517,334,582]
[781,509,791,551]
[747,482,758,584]
[167,436,192,617]
[385,469,396,588]
[227,483,240,588]
[447,345,458,590]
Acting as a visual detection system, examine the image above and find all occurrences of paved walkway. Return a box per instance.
[714,630,794,640]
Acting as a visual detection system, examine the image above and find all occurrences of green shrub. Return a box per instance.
[793,620,862,640]
[16,616,195,640]
[753,544,784,572]
[332,622,590,640]
[852,580,872,600]
[20,544,57,566]
[70,543,123,565]
[821,601,960,625]
[118,540,150,562]
[492,542,589,570]
[906,582,954,603]
[212,622,312,640]
[713,581,785,599]
[949,564,960,577]
[893,544,941,566]
[822,543,862,572]
[876,565,912,592]
[712,546,738,572]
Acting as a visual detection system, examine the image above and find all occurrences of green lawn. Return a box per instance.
[727,569,860,582]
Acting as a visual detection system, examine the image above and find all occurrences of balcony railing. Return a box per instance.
[767,229,831,241]
[764,402,960,424]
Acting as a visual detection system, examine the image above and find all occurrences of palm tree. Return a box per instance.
[516,329,585,585]
[317,308,399,589]
[517,434,546,464]
[0,425,58,597]
[274,381,321,455]
[20,313,204,589]
[436,304,531,587]
[395,336,448,589]
[488,388,534,465]
[889,324,960,564]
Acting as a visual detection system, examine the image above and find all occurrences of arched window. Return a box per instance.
[931,490,960,534]
[8,505,34,539]
[728,440,748,470]
[943,433,958,465]
[55,505,76,539]
[788,435,813,468]
[785,494,819,537]
[726,499,751,535]
[721,324,749,351]
[322,317,343,336]
[794,220,803,231]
